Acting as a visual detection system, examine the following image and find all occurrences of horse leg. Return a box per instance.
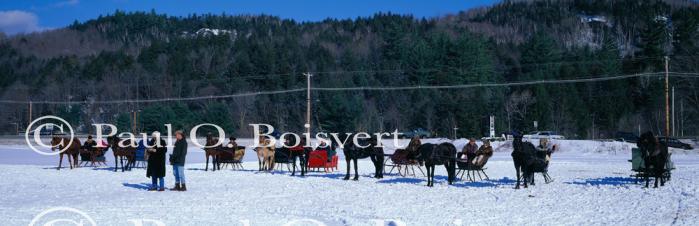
[291,155,297,176]
[214,155,219,171]
[71,153,77,169]
[57,154,63,170]
[654,167,661,188]
[523,169,529,189]
[205,155,209,171]
[128,156,134,170]
[432,165,436,186]
[660,169,666,186]
[514,165,520,189]
[424,165,430,186]
[113,155,118,172]
[377,155,384,178]
[212,155,217,171]
[644,169,650,188]
[427,166,431,186]
[370,156,379,179]
[654,174,659,188]
[66,153,73,169]
[446,163,454,185]
[353,158,359,180]
[121,156,126,172]
[300,154,307,176]
[343,158,351,180]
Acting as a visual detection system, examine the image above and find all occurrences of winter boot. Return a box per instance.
[170,183,181,191]
[180,183,187,191]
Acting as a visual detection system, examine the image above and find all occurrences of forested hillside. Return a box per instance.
[1,0,698,138]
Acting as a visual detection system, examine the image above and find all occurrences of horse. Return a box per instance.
[255,137,275,171]
[342,135,384,180]
[415,142,456,187]
[637,131,669,188]
[50,136,81,170]
[107,136,137,172]
[204,133,223,171]
[281,135,309,176]
[511,134,545,189]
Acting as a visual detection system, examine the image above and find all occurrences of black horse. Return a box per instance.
[511,134,545,189]
[277,135,310,176]
[416,142,456,187]
[637,131,669,188]
[342,135,384,180]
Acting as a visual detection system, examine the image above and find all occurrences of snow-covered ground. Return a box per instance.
[1,138,698,225]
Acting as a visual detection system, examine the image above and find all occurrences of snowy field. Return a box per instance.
[1,138,698,225]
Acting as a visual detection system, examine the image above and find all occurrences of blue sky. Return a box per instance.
[0,0,498,35]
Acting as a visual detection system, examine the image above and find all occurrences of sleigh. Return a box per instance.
[78,147,108,167]
[133,141,147,168]
[307,150,338,172]
[217,146,246,170]
[274,147,295,171]
[455,153,490,182]
[629,148,674,183]
[386,150,424,177]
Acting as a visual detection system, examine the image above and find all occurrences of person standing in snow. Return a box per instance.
[170,130,188,191]
[461,138,479,164]
[146,132,167,191]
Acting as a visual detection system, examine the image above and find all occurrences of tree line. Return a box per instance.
[0,0,697,138]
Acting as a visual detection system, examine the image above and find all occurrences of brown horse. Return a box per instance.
[204,133,223,171]
[255,137,275,171]
[51,136,81,170]
[107,136,137,172]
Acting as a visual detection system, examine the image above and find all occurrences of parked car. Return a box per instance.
[659,137,693,150]
[481,136,506,142]
[523,131,565,140]
[615,131,639,143]
[400,128,431,139]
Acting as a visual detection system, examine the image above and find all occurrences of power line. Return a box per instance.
[2,71,699,105]
[4,55,697,92]
[0,88,306,104]
[313,72,666,91]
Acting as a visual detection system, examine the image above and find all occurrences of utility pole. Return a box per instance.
[672,86,675,136]
[680,100,684,137]
[664,56,670,138]
[131,110,136,134]
[134,110,138,133]
[304,73,312,135]
[28,101,32,127]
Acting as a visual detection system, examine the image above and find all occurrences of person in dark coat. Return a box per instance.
[169,130,188,191]
[146,132,167,191]
[80,135,97,160]
[461,138,479,164]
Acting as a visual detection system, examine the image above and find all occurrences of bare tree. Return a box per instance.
[504,90,535,130]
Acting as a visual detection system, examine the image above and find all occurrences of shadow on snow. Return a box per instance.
[564,177,637,186]
[122,182,152,190]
